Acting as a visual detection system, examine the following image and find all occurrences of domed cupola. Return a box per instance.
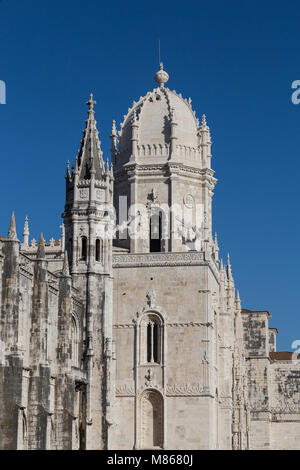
[112,64,206,168]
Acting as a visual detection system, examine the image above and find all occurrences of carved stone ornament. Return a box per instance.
[183,193,194,208]
[79,189,88,199]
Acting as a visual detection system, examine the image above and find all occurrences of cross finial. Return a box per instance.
[86,93,96,110]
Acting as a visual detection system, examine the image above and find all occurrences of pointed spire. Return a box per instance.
[214,232,218,248]
[227,253,233,279]
[23,216,30,246]
[62,251,70,276]
[65,160,71,180]
[77,93,105,180]
[110,120,118,159]
[36,233,45,259]
[213,232,219,262]
[235,290,241,310]
[7,211,18,240]
[201,114,207,127]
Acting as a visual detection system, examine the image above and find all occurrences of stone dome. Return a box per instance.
[118,66,200,157]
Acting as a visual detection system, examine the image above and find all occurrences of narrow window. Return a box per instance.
[81,237,87,261]
[145,318,160,364]
[147,322,152,362]
[150,212,162,252]
[95,239,101,262]
[71,316,79,367]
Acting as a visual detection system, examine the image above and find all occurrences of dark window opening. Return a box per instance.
[150,213,162,252]
[95,239,101,262]
[147,323,152,363]
[153,322,158,363]
[81,237,87,261]
[146,319,159,363]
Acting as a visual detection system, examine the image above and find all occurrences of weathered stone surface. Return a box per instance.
[0,66,299,450]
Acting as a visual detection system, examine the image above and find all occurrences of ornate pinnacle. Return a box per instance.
[111,119,117,136]
[202,114,207,126]
[22,216,30,246]
[36,233,45,259]
[214,232,218,247]
[132,109,138,125]
[23,216,29,234]
[8,211,18,240]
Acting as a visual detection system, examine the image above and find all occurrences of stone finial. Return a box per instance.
[65,160,71,179]
[86,93,96,111]
[62,251,70,276]
[8,211,17,240]
[154,62,169,88]
[202,114,207,126]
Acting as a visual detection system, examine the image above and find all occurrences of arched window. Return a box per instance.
[140,314,161,364]
[71,316,79,367]
[81,237,87,261]
[140,390,163,449]
[95,238,102,262]
[150,212,162,252]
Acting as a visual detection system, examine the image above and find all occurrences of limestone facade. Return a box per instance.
[0,65,299,450]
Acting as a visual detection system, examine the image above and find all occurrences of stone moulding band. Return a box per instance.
[112,251,206,268]
[115,383,206,397]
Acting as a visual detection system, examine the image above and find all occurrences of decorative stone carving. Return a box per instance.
[115,384,135,397]
[183,193,194,208]
[166,383,203,396]
[79,189,88,199]
[146,289,156,309]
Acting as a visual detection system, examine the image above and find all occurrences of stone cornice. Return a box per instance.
[112,251,220,282]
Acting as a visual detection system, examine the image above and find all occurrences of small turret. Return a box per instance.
[22,216,30,247]
[199,114,212,168]
[213,232,219,262]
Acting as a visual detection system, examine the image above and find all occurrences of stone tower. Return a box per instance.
[111,64,229,449]
[62,94,114,449]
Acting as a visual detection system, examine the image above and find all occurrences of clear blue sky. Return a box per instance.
[0,0,299,350]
